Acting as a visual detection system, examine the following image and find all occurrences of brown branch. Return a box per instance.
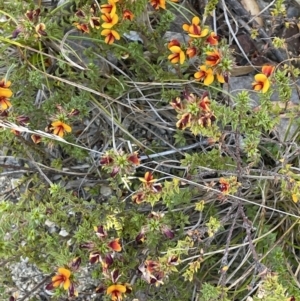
[222,0,285,62]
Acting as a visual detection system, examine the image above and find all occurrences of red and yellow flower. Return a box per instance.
[35,23,47,37]
[50,120,72,138]
[106,284,128,301]
[132,191,146,204]
[51,268,71,290]
[261,64,275,77]
[216,72,225,83]
[186,44,197,58]
[205,49,221,66]
[127,152,140,165]
[199,95,211,112]
[123,9,134,21]
[170,97,184,111]
[182,16,209,38]
[219,177,230,194]
[108,238,122,252]
[25,8,41,22]
[0,79,13,98]
[139,260,164,286]
[206,32,219,45]
[252,74,270,93]
[194,65,214,86]
[167,39,185,65]
[150,0,166,10]
[140,172,157,187]
[101,29,120,44]
[176,112,192,130]
[46,267,77,297]
[0,97,12,110]
[74,22,90,33]
[101,0,117,15]
[31,134,41,144]
[252,64,275,93]
[90,17,101,29]
[101,12,119,28]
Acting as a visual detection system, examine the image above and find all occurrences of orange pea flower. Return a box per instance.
[46,267,77,297]
[194,65,214,86]
[35,23,47,37]
[31,134,41,144]
[74,22,90,33]
[101,29,120,44]
[252,64,275,93]
[167,39,185,65]
[90,17,101,29]
[186,45,197,58]
[108,238,122,252]
[127,152,140,165]
[206,32,219,45]
[182,16,209,38]
[199,95,211,112]
[0,97,12,110]
[170,96,184,111]
[25,8,41,22]
[0,79,13,98]
[50,267,71,290]
[132,191,145,204]
[101,0,117,15]
[216,72,225,83]
[150,0,166,10]
[123,9,134,21]
[176,112,191,130]
[101,13,119,29]
[205,49,221,66]
[262,64,275,77]
[106,284,127,301]
[219,178,230,194]
[252,74,270,93]
[51,120,72,137]
[140,172,157,186]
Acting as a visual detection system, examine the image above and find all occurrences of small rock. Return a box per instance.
[59,228,69,237]
[100,185,112,197]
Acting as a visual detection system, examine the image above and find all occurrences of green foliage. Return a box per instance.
[0,0,298,300]
[181,148,236,173]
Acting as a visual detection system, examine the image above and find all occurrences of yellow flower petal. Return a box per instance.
[0,87,13,98]
[63,123,72,133]
[192,16,200,25]
[63,278,71,290]
[179,51,185,64]
[262,78,270,93]
[203,73,214,86]
[169,45,181,53]
[52,275,62,286]
[107,284,127,294]
[194,71,202,79]
[254,73,270,93]
[292,193,298,203]
[199,28,209,37]
[58,267,71,278]
[0,80,11,88]
[182,24,189,31]
[254,73,267,82]
[216,73,225,83]
[101,29,111,35]
[168,53,179,63]
[0,98,11,110]
[111,30,120,40]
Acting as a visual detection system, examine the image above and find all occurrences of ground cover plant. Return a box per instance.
[0,0,300,300]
